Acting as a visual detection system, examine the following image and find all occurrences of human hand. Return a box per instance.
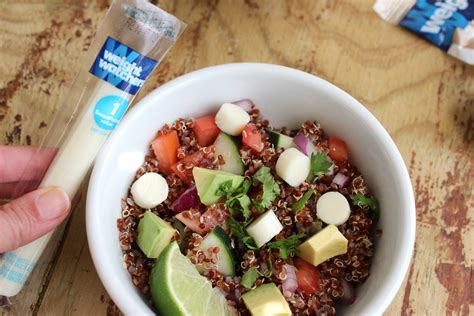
[0,146,71,253]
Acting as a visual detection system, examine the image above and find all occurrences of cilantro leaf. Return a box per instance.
[241,267,260,289]
[230,194,252,221]
[292,189,315,212]
[252,166,280,212]
[240,261,274,289]
[226,217,258,249]
[218,180,252,222]
[216,180,234,198]
[308,152,332,182]
[267,232,306,259]
[253,166,274,183]
[351,193,380,222]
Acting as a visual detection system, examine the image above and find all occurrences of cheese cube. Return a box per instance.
[297,224,348,266]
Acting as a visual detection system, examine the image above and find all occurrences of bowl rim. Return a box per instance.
[86,62,416,315]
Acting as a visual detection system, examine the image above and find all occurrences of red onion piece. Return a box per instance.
[341,279,356,305]
[293,133,316,156]
[226,293,239,305]
[282,264,298,296]
[332,172,350,188]
[231,99,255,112]
[171,186,200,213]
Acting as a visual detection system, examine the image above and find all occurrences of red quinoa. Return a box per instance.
[117,105,377,315]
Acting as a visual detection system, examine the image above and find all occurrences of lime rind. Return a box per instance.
[151,241,237,316]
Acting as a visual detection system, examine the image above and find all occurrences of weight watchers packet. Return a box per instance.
[0,0,185,301]
[374,0,474,64]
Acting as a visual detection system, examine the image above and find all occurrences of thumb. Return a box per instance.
[0,188,70,253]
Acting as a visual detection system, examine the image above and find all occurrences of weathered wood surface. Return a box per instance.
[0,0,472,315]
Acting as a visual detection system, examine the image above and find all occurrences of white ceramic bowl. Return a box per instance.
[86,63,415,315]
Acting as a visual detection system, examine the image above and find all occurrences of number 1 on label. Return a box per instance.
[111,102,121,115]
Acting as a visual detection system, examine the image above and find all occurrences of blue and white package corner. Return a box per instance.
[374,0,474,64]
[90,36,159,95]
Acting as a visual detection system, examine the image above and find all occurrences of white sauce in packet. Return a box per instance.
[374,0,474,64]
[0,0,185,298]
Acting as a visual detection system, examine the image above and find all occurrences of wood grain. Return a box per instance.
[0,0,472,315]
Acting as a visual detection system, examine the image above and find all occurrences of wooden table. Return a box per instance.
[0,1,472,315]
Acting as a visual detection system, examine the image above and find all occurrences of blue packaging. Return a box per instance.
[90,37,158,95]
[374,0,474,64]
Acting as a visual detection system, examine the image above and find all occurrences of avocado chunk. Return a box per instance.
[137,211,176,258]
[242,283,291,316]
[297,224,348,266]
[192,167,244,205]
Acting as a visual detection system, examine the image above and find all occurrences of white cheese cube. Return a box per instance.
[131,172,169,209]
[316,191,351,225]
[246,210,283,248]
[275,148,311,187]
[215,103,250,136]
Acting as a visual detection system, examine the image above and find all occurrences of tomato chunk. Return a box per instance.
[328,136,348,162]
[294,257,320,294]
[175,209,207,234]
[242,123,264,153]
[175,206,229,234]
[151,130,180,175]
[171,146,215,183]
[194,115,220,147]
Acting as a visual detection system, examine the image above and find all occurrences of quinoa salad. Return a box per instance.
[117,100,380,315]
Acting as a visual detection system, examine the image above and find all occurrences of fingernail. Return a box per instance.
[36,188,70,220]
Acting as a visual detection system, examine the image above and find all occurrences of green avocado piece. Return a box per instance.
[137,211,176,258]
[192,167,244,205]
[241,283,291,316]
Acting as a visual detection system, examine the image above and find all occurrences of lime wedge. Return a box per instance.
[150,241,237,316]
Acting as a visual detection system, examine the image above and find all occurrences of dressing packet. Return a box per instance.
[0,0,185,299]
[374,0,474,64]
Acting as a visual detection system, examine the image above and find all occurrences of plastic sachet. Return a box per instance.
[0,0,186,299]
[374,0,474,64]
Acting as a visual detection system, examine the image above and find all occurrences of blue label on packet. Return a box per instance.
[0,252,34,284]
[93,95,129,130]
[89,37,158,95]
[400,0,473,51]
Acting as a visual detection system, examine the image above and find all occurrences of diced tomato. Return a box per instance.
[201,205,230,230]
[171,146,215,183]
[194,115,220,147]
[151,130,180,175]
[294,257,320,294]
[175,206,229,234]
[328,136,348,162]
[242,123,264,153]
[175,209,207,234]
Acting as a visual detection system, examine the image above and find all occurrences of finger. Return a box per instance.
[0,181,41,199]
[0,146,56,183]
[0,188,70,253]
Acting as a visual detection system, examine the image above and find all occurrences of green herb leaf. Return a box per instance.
[267,232,306,259]
[218,180,252,222]
[216,180,234,198]
[240,263,274,289]
[226,217,258,249]
[231,194,252,222]
[351,193,380,222]
[241,267,260,289]
[252,166,280,212]
[292,189,315,212]
[309,152,332,181]
[253,166,273,183]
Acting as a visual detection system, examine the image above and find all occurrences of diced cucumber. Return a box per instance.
[265,130,294,149]
[214,132,245,175]
[198,226,236,276]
